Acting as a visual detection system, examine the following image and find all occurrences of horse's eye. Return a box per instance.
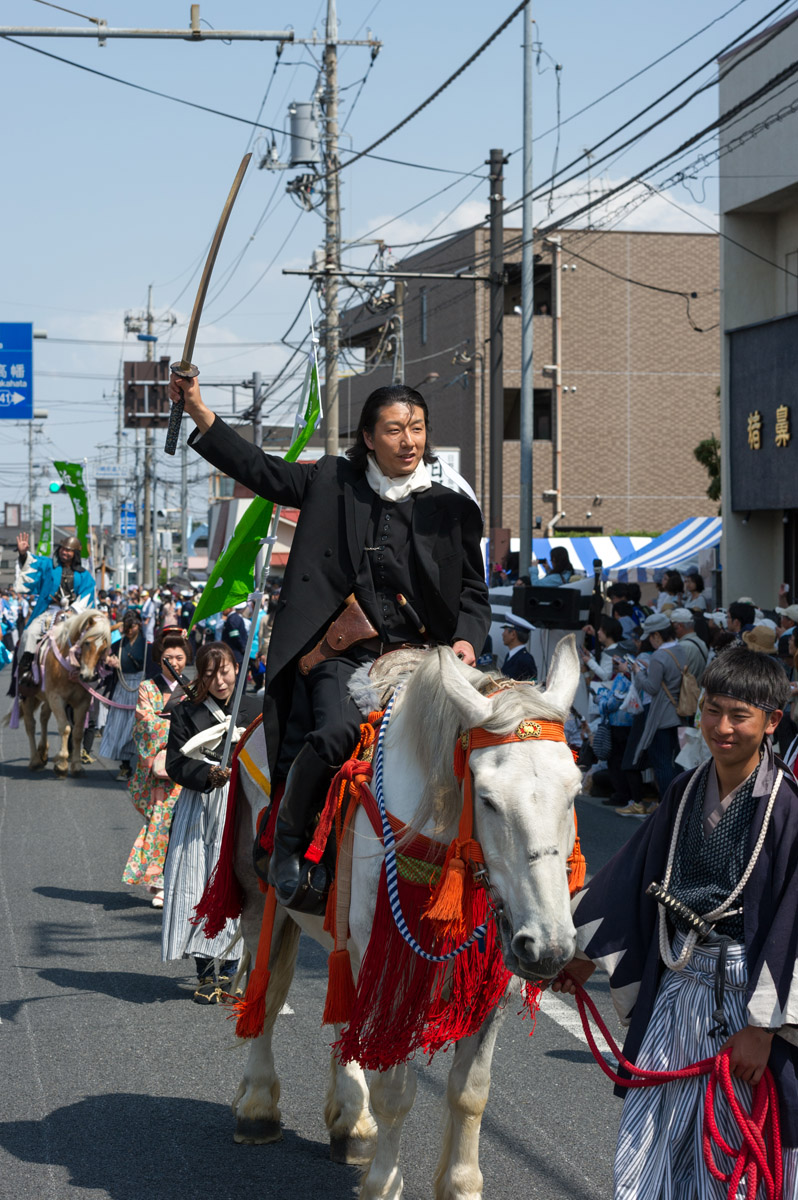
[480,795,498,812]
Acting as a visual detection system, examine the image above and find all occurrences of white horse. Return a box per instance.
[229,636,582,1199]
[17,608,112,777]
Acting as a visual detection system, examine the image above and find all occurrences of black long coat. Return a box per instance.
[189,417,490,769]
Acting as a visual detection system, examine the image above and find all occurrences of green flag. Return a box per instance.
[37,503,52,556]
[191,356,322,628]
[53,461,90,557]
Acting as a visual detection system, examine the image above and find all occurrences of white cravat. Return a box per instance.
[365,454,432,502]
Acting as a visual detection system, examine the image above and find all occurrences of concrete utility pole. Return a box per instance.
[488,148,509,561]
[142,285,154,591]
[547,236,564,537]
[518,3,535,578]
[323,0,341,456]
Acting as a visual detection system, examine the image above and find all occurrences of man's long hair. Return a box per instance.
[346,385,437,472]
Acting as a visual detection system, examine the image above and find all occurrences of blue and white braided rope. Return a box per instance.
[373,685,488,964]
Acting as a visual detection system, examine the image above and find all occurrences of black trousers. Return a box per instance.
[275,645,378,779]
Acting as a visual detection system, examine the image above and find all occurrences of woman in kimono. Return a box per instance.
[161,641,260,1003]
[100,609,146,780]
[122,628,190,907]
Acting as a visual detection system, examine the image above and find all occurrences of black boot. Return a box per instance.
[266,743,337,915]
[17,651,37,696]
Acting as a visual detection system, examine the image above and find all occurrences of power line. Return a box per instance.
[336,1,527,175]
[0,35,475,179]
[533,0,757,142]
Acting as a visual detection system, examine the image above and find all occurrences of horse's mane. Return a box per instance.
[57,608,111,644]
[360,648,566,836]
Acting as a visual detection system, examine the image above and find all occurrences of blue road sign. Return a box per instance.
[0,323,33,420]
[120,503,137,538]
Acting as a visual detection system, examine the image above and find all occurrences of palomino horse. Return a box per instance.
[19,608,112,777]
[228,636,582,1199]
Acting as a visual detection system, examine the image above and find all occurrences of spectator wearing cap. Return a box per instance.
[727,600,756,644]
[628,612,689,804]
[500,615,538,681]
[742,625,779,656]
[669,607,709,685]
[776,602,798,663]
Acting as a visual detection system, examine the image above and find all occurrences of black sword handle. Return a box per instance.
[165,363,200,456]
[645,881,717,942]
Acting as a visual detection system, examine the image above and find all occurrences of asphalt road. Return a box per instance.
[0,715,641,1200]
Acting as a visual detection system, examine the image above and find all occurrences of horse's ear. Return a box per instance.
[437,646,493,730]
[543,634,580,719]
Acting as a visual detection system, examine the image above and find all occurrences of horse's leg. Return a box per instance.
[232,906,301,1144]
[433,987,515,1200]
[326,1041,377,1165]
[48,691,71,776]
[22,698,45,771]
[68,694,89,776]
[360,1064,417,1200]
[38,699,50,765]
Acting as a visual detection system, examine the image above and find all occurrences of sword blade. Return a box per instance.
[176,151,252,371]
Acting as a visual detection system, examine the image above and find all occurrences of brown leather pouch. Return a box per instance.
[298,595,379,675]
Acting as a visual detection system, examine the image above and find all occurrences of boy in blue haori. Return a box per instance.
[555,646,798,1198]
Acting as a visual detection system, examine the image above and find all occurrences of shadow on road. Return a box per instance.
[0,1094,361,1199]
[35,966,190,1005]
[34,886,144,911]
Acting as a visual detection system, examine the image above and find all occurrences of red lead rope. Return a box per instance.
[568,979,784,1200]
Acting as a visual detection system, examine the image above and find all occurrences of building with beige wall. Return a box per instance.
[340,224,720,550]
[719,11,798,607]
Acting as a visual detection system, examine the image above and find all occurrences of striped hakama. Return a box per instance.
[161,785,238,963]
[614,931,798,1199]
[99,670,143,760]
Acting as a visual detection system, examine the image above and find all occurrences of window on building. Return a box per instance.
[420,289,428,345]
[503,388,552,440]
[504,261,552,315]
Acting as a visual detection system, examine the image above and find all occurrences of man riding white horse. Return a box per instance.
[169,372,490,915]
[15,530,96,693]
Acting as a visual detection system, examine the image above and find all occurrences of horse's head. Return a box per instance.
[438,637,582,980]
[74,611,113,682]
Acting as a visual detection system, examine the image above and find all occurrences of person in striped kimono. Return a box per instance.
[161,641,261,1003]
[554,645,798,1197]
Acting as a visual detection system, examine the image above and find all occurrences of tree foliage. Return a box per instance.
[694,434,721,505]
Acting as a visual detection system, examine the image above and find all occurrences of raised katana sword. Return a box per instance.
[164,152,252,455]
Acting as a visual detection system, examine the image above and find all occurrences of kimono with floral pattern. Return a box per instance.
[122,678,182,890]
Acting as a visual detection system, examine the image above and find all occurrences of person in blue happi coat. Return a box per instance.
[15,530,95,689]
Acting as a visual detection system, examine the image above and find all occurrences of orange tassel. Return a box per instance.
[568,812,587,895]
[322,948,357,1025]
[424,843,470,939]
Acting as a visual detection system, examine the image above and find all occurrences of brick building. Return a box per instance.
[339,226,720,541]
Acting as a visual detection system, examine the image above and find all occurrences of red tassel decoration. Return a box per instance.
[322,948,357,1025]
[233,887,277,1039]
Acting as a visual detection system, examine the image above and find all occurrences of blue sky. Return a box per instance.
[0,0,786,529]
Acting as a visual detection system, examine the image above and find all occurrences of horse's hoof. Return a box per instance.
[330,1134,376,1165]
[53,762,68,778]
[233,1117,282,1145]
[29,759,46,772]
[69,765,85,778]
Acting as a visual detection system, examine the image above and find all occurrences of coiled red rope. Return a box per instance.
[568,979,783,1200]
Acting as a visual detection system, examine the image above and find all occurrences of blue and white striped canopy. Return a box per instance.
[608,517,722,582]
[510,534,652,576]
